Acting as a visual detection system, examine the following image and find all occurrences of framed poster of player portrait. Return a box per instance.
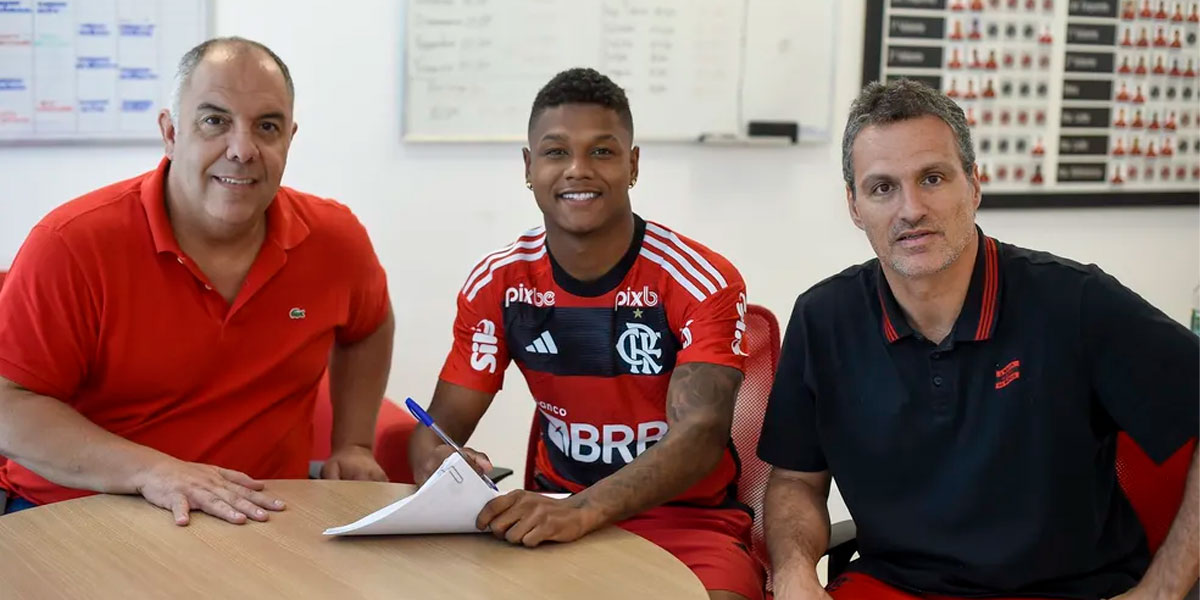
[863,0,1200,208]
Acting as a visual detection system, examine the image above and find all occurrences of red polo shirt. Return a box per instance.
[0,158,389,504]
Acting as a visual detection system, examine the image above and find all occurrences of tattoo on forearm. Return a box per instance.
[665,362,742,427]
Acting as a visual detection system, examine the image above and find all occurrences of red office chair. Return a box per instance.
[310,371,417,483]
[1115,433,1197,554]
[730,304,783,587]
[520,304,782,589]
[1112,435,1199,600]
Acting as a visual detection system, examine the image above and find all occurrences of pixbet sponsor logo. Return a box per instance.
[504,283,556,307]
[614,285,659,308]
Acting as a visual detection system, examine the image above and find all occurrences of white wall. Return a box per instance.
[1,1,1197,525]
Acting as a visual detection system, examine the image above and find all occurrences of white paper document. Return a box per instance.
[323,453,499,536]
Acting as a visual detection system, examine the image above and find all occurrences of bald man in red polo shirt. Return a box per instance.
[0,37,394,525]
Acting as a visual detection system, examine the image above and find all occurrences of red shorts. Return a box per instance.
[618,505,765,600]
[829,572,1058,600]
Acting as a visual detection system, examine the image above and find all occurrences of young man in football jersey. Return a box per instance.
[408,68,764,600]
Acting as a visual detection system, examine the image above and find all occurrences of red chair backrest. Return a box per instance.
[730,305,782,580]
[1116,432,1196,553]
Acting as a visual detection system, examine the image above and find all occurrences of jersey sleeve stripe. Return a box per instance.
[465,246,547,301]
[460,227,546,294]
[638,247,707,302]
[645,222,729,289]
[643,232,719,295]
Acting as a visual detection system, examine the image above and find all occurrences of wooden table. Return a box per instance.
[0,480,708,599]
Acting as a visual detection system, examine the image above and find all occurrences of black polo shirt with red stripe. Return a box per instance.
[758,228,1199,599]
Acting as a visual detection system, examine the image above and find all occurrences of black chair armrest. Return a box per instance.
[488,466,514,483]
[826,519,858,580]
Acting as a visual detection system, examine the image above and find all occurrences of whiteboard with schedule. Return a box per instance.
[0,0,210,143]
[402,0,838,143]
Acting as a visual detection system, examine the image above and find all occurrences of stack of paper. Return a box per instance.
[323,453,499,536]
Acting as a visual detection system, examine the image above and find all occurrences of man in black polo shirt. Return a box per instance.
[758,79,1198,600]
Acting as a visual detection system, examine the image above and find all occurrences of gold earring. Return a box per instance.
[526,181,533,189]
[628,179,637,189]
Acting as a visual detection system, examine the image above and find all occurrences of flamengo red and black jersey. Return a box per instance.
[439,215,748,507]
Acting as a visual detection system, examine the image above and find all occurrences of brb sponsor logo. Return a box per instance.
[614,285,659,308]
[540,409,668,465]
[538,400,568,418]
[504,283,555,308]
[470,319,499,373]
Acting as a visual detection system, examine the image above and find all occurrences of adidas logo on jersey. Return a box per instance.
[524,331,558,354]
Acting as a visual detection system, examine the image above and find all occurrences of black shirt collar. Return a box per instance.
[876,226,1002,345]
[549,214,646,297]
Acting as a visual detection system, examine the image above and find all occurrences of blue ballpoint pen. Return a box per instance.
[405,398,500,492]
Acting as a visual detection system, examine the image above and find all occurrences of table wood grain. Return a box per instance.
[0,479,707,599]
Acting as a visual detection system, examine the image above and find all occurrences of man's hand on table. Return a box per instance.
[321,444,388,482]
[476,491,602,547]
[133,458,286,526]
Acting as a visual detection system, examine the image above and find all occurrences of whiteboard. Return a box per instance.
[402,0,837,143]
[0,0,211,143]
[742,0,837,143]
